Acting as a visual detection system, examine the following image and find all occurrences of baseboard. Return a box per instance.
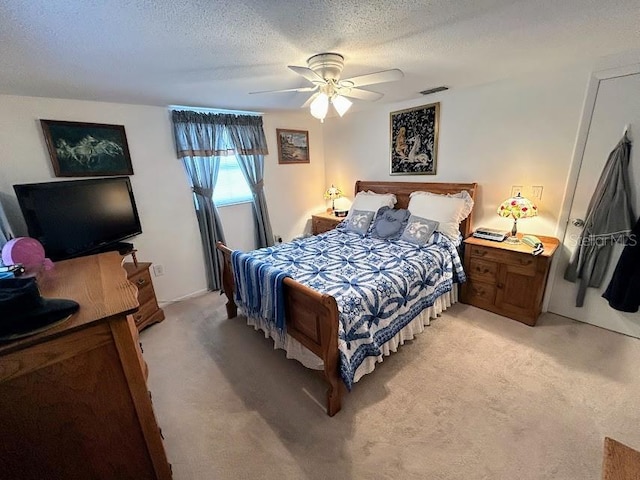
[158,288,209,307]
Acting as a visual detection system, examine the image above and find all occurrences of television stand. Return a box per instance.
[114,242,134,255]
[0,252,172,479]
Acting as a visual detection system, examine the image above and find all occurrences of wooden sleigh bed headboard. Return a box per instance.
[354,180,478,238]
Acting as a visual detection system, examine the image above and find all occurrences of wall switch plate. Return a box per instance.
[152,264,164,277]
[511,185,523,197]
[531,186,543,201]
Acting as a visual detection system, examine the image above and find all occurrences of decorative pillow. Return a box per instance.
[344,210,375,235]
[400,215,439,246]
[407,190,474,242]
[369,207,410,240]
[346,192,397,222]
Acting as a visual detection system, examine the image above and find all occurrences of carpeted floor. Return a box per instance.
[141,292,640,480]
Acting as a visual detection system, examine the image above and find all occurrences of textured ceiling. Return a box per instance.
[0,0,639,112]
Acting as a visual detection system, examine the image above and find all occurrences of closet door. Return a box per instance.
[548,70,640,336]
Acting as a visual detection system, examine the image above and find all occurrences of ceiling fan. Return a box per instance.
[251,53,404,122]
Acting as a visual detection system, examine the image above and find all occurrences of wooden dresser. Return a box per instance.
[0,252,172,479]
[460,234,559,326]
[312,211,344,234]
[124,261,165,331]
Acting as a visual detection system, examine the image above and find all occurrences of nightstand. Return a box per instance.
[312,211,344,235]
[460,234,559,326]
[123,262,165,331]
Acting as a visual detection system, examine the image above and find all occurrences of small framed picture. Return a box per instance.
[390,102,439,175]
[40,120,134,177]
[276,129,310,164]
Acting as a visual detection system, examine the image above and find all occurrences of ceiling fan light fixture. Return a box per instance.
[310,92,329,122]
[256,52,403,122]
[331,94,352,117]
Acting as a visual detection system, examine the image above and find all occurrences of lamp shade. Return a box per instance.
[310,93,329,122]
[331,95,352,117]
[323,184,343,212]
[497,193,538,219]
[497,193,538,241]
[323,184,343,200]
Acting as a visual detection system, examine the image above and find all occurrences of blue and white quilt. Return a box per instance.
[238,228,466,389]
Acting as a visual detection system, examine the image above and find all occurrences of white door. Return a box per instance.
[548,69,640,336]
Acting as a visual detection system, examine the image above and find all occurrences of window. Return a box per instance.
[169,105,260,208]
[213,156,253,206]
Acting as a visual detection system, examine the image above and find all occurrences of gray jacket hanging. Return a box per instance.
[564,133,634,307]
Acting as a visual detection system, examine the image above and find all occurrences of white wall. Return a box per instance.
[262,112,326,242]
[0,95,325,302]
[323,66,592,236]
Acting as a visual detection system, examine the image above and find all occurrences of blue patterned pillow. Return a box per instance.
[369,207,410,240]
[400,215,439,246]
[344,210,375,235]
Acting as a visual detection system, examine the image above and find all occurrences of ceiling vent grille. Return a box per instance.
[420,86,449,95]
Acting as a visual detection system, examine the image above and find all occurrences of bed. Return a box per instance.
[217,180,477,416]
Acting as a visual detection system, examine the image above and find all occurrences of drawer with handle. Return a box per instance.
[129,271,154,303]
[468,245,537,274]
[464,279,497,305]
[131,299,159,326]
[468,258,498,283]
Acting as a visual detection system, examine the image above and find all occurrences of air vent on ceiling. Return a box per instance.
[420,86,449,96]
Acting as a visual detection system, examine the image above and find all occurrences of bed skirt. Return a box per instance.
[241,284,458,385]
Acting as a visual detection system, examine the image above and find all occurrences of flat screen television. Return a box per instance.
[13,177,142,261]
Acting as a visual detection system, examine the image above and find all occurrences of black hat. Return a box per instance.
[0,277,79,339]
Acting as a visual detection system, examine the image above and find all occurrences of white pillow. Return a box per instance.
[346,191,397,221]
[407,190,474,242]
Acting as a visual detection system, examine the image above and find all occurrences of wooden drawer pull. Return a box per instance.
[134,313,144,321]
[475,266,490,274]
[136,278,147,286]
[519,259,533,266]
[472,248,487,256]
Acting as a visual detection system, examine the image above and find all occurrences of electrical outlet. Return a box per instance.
[531,186,543,201]
[152,264,164,277]
[511,185,523,197]
[273,234,283,244]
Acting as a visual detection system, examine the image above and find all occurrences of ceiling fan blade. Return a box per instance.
[288,65,327,85]
[339,88,384,101]
[301,92,319,109]
[250,86,318,95]
[340,69,404,88]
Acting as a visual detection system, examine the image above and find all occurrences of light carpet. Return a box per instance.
[141,292,640,480]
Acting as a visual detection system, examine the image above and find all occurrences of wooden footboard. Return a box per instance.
[216,242,343,416]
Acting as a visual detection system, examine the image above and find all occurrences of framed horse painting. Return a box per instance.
[389,102,439,175]
[40,120,134,177]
